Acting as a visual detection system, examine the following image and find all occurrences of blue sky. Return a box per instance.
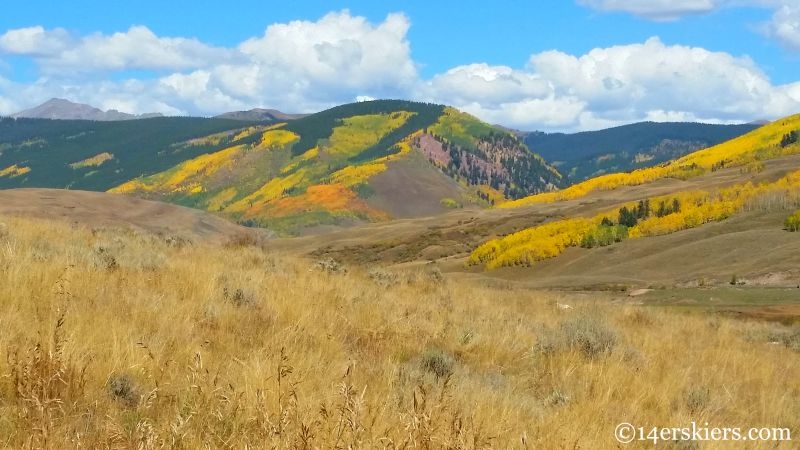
[0,0,799,131]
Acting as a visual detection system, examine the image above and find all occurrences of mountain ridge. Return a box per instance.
[215,108,308,122]
[109,100,562,233]
[0,98,785,236]
[11,98,164,121]
[524,121,760,182]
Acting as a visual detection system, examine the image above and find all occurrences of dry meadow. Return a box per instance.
[0,216,798,449]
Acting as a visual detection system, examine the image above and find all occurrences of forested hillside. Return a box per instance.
[0,117,264,190]
[525,121,759,182]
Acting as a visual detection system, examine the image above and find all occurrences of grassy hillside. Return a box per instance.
[0,117,265,190]
[1,213,798,448]
[0,188,258,244]
[111,109,420,233]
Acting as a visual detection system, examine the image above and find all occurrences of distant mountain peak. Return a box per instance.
[215,108,308,122]
[11,98,163,121]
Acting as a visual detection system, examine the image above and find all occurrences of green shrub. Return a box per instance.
[785,210,800,231]
[581,224,628,248]
[440,198,462,209]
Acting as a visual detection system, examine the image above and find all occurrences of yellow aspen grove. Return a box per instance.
[472,169,800,269]
[501,113,800,209]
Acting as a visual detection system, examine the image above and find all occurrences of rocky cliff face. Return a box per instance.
[414,132,561,199]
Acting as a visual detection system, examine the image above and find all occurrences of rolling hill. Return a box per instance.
[3,99,794,239]
[525,121,759,182]
[0,188,259,244]
[267,112,800,299]
[121,101,561,233]
[0,100,561,234]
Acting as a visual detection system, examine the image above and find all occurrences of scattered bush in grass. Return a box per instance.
[426,266,445,283]
[312,257,347,274]
[685,385,711,414]
[535,311,618,359]
[163,234,193,248]
[420,348,456,379]
[561,313,618,358]
[621,346,646,371]
[763,326,800,352]
[224,231,266,248]
[368,267,399,287]
[3,213,800,447]
[620,307,659,327]
[107,373,140,407]
[92,245,118,270]
[222,286,257,307]
[545,389,570,407]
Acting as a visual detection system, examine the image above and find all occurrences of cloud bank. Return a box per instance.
[0,9,798,131]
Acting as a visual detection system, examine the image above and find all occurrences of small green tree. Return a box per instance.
[785,210,800,232]
[618,206,637,227]
[581,233,597,248]
[780,130,799,148]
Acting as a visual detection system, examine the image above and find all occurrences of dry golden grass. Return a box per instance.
[1,215,799,449]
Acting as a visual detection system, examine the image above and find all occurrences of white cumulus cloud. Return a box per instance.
[0,25,232,72]
[0,26,72,56]
[236,11,417,107]
[0,11,418,115]
[427,64,551,106]
[766,3,800,50]
[422,37,800,131]
[0,12,798,132]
